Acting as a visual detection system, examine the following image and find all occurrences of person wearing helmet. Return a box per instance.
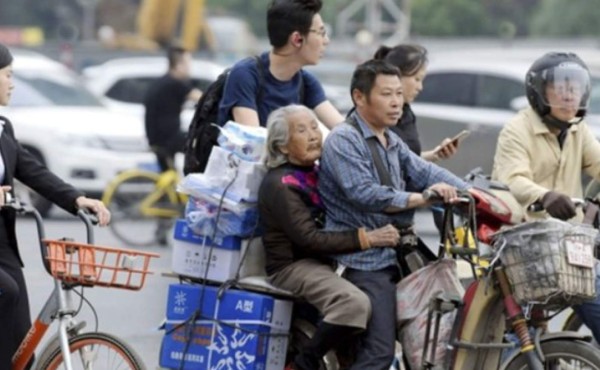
[492,51,600,342]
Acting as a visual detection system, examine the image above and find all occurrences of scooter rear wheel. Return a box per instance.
[287,319,339,370]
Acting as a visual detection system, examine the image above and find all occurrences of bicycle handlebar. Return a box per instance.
[2,197,100,276]
[422,189,472,204]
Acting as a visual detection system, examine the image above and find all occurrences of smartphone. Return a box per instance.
[450,130,470,145]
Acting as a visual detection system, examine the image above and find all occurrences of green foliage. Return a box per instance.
[411,0,542,37]
[530,0,600,37]
[411,0,490,36]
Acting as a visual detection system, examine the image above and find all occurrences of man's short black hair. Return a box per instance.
[267,0,323,49]
[350,59,401,103]
[167,45,188,70]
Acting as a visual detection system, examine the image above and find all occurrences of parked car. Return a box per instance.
[412,53,600,177]
[82,56,225,128]
[8,51,156,216]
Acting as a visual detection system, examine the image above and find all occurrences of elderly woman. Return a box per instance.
[258,104,400,370]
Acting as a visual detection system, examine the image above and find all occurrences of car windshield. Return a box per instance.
[11,71,103,107]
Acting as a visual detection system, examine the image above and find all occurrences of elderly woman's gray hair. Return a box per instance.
[265,104,318,168]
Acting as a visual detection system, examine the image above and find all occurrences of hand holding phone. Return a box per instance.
[433,130,469,159]
[450,130,470,145]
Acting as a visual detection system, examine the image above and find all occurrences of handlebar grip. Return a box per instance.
[528,202,544,212]
[77,209,99,225]
[528,198,584,213]
[423,189,441,202]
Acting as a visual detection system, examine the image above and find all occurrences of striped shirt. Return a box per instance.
[318,112,469,271]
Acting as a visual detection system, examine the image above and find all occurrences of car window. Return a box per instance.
[476,75,524,110]
[106,77,212,104]
[11,73,102,107]
[418,73,476,106]
[106,77,154,104]
[588,77,600,115]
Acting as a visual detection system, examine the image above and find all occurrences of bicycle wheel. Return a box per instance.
[103,172,175,246]
[35,332,145,370]
[504,339,600,370]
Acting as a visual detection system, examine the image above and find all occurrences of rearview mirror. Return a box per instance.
[510,96,529,111]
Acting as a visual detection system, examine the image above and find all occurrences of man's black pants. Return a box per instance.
[344,266,399,370]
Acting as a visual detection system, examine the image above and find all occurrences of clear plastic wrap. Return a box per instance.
[184,196,260,239]
[217,120,267,162]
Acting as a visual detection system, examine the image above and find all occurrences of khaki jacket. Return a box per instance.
[491,107,600,221]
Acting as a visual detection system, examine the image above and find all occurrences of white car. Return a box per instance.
[411,53,600,177]
[7,51,156,215]
[82,56,225,128]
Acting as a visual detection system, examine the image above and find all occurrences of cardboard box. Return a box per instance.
[172,219,242,283]
[161,283,293,370]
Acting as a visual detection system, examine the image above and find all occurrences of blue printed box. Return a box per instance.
[172,219,242,282]
[165,284,292,329]
[161,284,292,370]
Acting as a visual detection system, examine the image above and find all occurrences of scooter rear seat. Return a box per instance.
[237,275,295,298]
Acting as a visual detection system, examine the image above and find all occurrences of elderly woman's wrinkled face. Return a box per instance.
[281,110,323,166]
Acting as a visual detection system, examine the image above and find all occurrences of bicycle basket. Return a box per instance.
[492,219,598,309]
[44,239,159,290]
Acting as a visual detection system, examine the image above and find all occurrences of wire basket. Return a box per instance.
[493,219,598,309]
[44,239,160,290]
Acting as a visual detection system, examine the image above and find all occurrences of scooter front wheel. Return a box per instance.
[504,339,600,370]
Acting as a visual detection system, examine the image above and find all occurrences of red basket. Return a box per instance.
[44,239,160,290]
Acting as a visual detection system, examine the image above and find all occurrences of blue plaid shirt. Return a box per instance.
[318,113,470,271]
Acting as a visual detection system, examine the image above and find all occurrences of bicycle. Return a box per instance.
[9,198,159,370]
[406,189,600,370]
[101,166,187,247]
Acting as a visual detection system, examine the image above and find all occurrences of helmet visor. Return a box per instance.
[535,62,591,110]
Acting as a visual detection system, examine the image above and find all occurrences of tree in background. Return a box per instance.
[481,0,539,37]
[410,0,542,38]
[410,0,490,36]
[531,0,600,37]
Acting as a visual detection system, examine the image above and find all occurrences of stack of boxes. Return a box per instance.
[162,121,292,369]
[160,284,293,370]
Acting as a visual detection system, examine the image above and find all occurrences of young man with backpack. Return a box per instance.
[183,0,344,174]
[218,0,343,128]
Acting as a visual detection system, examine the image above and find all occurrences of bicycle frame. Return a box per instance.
[11,205,83,370]
[141,169,186,218]
[12,278,81,370]
[102,168,186,218]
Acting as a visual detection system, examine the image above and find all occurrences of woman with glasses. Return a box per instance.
[374,44,460,162]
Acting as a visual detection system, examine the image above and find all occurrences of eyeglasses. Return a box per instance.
[309,28,328,38]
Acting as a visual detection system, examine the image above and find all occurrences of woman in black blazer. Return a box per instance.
[0,43,111,368]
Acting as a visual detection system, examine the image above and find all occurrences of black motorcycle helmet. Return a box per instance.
[525,52,591,128]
